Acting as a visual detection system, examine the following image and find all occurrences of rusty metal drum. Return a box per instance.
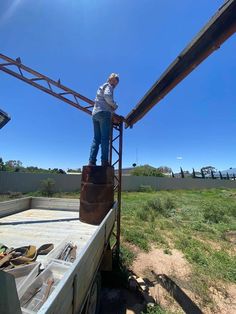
[79,166,114,225]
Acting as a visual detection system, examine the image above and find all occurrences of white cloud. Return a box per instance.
[0,0,23,25]
[177,156,183,160]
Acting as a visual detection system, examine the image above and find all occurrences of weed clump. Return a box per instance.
[120,245,136,267]
[7,191,22,199]
[123,228,149,251]
[136,208,150,221]
[142,304,177,314]
[142,197,176,218]
[139,185,154,192]
[203,203,228,223]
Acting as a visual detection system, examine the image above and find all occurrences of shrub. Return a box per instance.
[144,198,175,218]
[40,178,55,197]
[203,203,227,223]
[146,198,163,213]
[163,197,175,210]
[139,185,154,192]
[136,208,149,221]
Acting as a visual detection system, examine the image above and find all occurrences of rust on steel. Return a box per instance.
[109,120,123,255]
[125,0,236,127]
[115,121,123,254]
[79,165,114,225]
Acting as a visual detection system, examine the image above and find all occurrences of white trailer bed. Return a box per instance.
[0,197,116,314]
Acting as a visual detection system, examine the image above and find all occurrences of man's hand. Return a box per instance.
[112,115,124,125]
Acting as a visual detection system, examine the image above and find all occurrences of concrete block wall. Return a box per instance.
[1,172,236,193]
[122,176,236,191]
[0,172,81,193]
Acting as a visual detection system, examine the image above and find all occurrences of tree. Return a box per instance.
[157,166,172,174]
[1,158,67,174]
[201,166,217,175]
[67,168,81,173]
[0,157,6,171]
[4,160,23,172]
[130,164,164,177]
[58,169,66,174]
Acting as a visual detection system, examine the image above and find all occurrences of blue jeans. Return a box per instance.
[89,111,112,164]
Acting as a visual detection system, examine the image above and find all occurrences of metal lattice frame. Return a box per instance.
[109,121,123,256]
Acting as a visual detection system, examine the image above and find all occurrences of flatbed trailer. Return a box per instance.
[0,197,116,314]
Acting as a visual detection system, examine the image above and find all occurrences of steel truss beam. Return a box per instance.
[0,53,123,124]
[0,54,94,114]
[125,0,236,127]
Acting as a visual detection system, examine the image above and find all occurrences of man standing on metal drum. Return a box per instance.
[89,73,119,166]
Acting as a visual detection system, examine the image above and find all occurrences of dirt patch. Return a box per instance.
[194,236,222,251]
[204,283,236,314]
[132,247,190,313]
[132,247,191,279]
[225,231,236,244]
[123,242,142,255]
[130,246,236,314]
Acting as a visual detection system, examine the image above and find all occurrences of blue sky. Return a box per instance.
[0,0,235,172]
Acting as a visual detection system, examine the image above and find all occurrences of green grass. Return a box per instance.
[175,235,236,283]
[121,189,236,250]
[120,245,137,267]
[142,304,180,314]
[121,189,236,308]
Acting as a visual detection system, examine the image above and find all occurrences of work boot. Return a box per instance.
[101,161,110,167]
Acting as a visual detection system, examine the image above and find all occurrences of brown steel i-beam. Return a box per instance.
[125,0,236,127]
